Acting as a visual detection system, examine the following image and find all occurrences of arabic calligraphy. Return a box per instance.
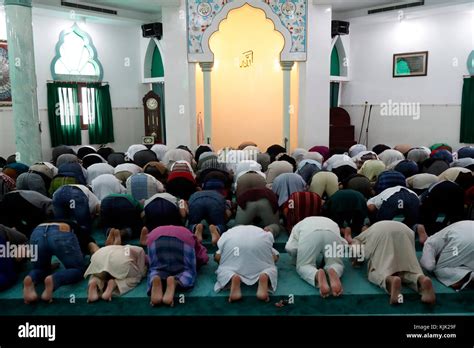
[240,50,254,68]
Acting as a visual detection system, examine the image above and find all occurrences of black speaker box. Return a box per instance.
[332,20,350,37]
[142,22,163,39]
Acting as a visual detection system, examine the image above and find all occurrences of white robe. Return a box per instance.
[354,220,423,291]
[420,220,474,289]
[286,217,346,287]
[214,225,278,292]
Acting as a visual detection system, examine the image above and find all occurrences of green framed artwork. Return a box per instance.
[393,51,428,78]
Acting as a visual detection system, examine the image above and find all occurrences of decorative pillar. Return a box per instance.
[199,62,213,145]
[4,0,42,165]
[299,4,332,148]
[281,61,294,150]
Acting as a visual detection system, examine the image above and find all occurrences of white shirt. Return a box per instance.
[367,186,418,209]
[285,216,345,259]
[215,225,279,292]
[114,163,143,175]
[324,154,353,171]
[420,221,474,288]
[144,192,179,208]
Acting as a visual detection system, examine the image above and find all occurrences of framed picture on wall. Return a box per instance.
[0,40,12,106]
[393,51,428,78]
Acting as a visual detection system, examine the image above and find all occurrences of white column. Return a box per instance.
[5,0,42,165]
[281,61,294,150]
[161,1,192,147]
[298,2,332,148]
[199,62,213,145]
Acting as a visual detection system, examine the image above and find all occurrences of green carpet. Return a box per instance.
[0,228,472,316]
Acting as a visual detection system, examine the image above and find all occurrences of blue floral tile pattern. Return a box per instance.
[187,0,307,61]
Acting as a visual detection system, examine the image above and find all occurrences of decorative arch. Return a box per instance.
[143,38,165,82]
[51,23,103,82]
[187,0,307,63]
[330,35,348,78]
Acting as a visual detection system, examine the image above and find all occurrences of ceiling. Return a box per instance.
[78,0,174,15]
[314,0,401,12]
[80,0,402,15]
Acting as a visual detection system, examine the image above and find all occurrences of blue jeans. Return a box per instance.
[28,225,84,290]
[53,186,92,234]
[187,191,227,233]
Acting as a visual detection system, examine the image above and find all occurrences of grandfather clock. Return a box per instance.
[143,90,162,143]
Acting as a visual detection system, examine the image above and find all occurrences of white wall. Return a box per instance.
[340,5,474,150]
[298,3,332,149]
[160,1,194,149]
[0,6,148,161]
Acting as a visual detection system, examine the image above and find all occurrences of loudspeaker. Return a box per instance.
[331,20,350,37]
[142,22,163,39]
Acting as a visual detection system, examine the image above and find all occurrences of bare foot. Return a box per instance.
[101,279,116,302]
[87,278,100,303]
[41,275,54,303]
[418,275,436,305]
[162,276,176,307]
[113,229,122,245]
[209,225,221,246]
[229,274,242,303]
[194,224,204,244]
[150,277,163,306]
[140,227,149,246]
[23,276,38,304]
[343,227,353,244]
[88,242,100,255]
[327,268,343,297]
[317,269,330,298]
[105,228,117,246]
[256,273,270,302]
[417,225,429,245]
[386,275,402,305]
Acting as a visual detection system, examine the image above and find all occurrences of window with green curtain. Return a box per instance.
[47,82,82,147]
[47,82,114,146]
[88,84,115,144]
[460,77,474,143]
[331,46,340,77]
[152,82,166,143]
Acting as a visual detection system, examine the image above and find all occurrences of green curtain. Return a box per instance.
[330,46,340,77]
[151,46,165,78]
[47,82,82,147]
[330,82,340,108]
[89,84,115,144]
[152,82,166,143]
[460,77,474,143]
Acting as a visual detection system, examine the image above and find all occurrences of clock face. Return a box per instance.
[146,98,158,110]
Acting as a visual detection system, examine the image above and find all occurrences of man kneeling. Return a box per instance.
[353,220,436,305]
[214,225,279,303]
[285,216,344,298]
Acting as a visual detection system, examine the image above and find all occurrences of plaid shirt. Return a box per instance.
[126,173,162,201]
[147,236,197,290]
